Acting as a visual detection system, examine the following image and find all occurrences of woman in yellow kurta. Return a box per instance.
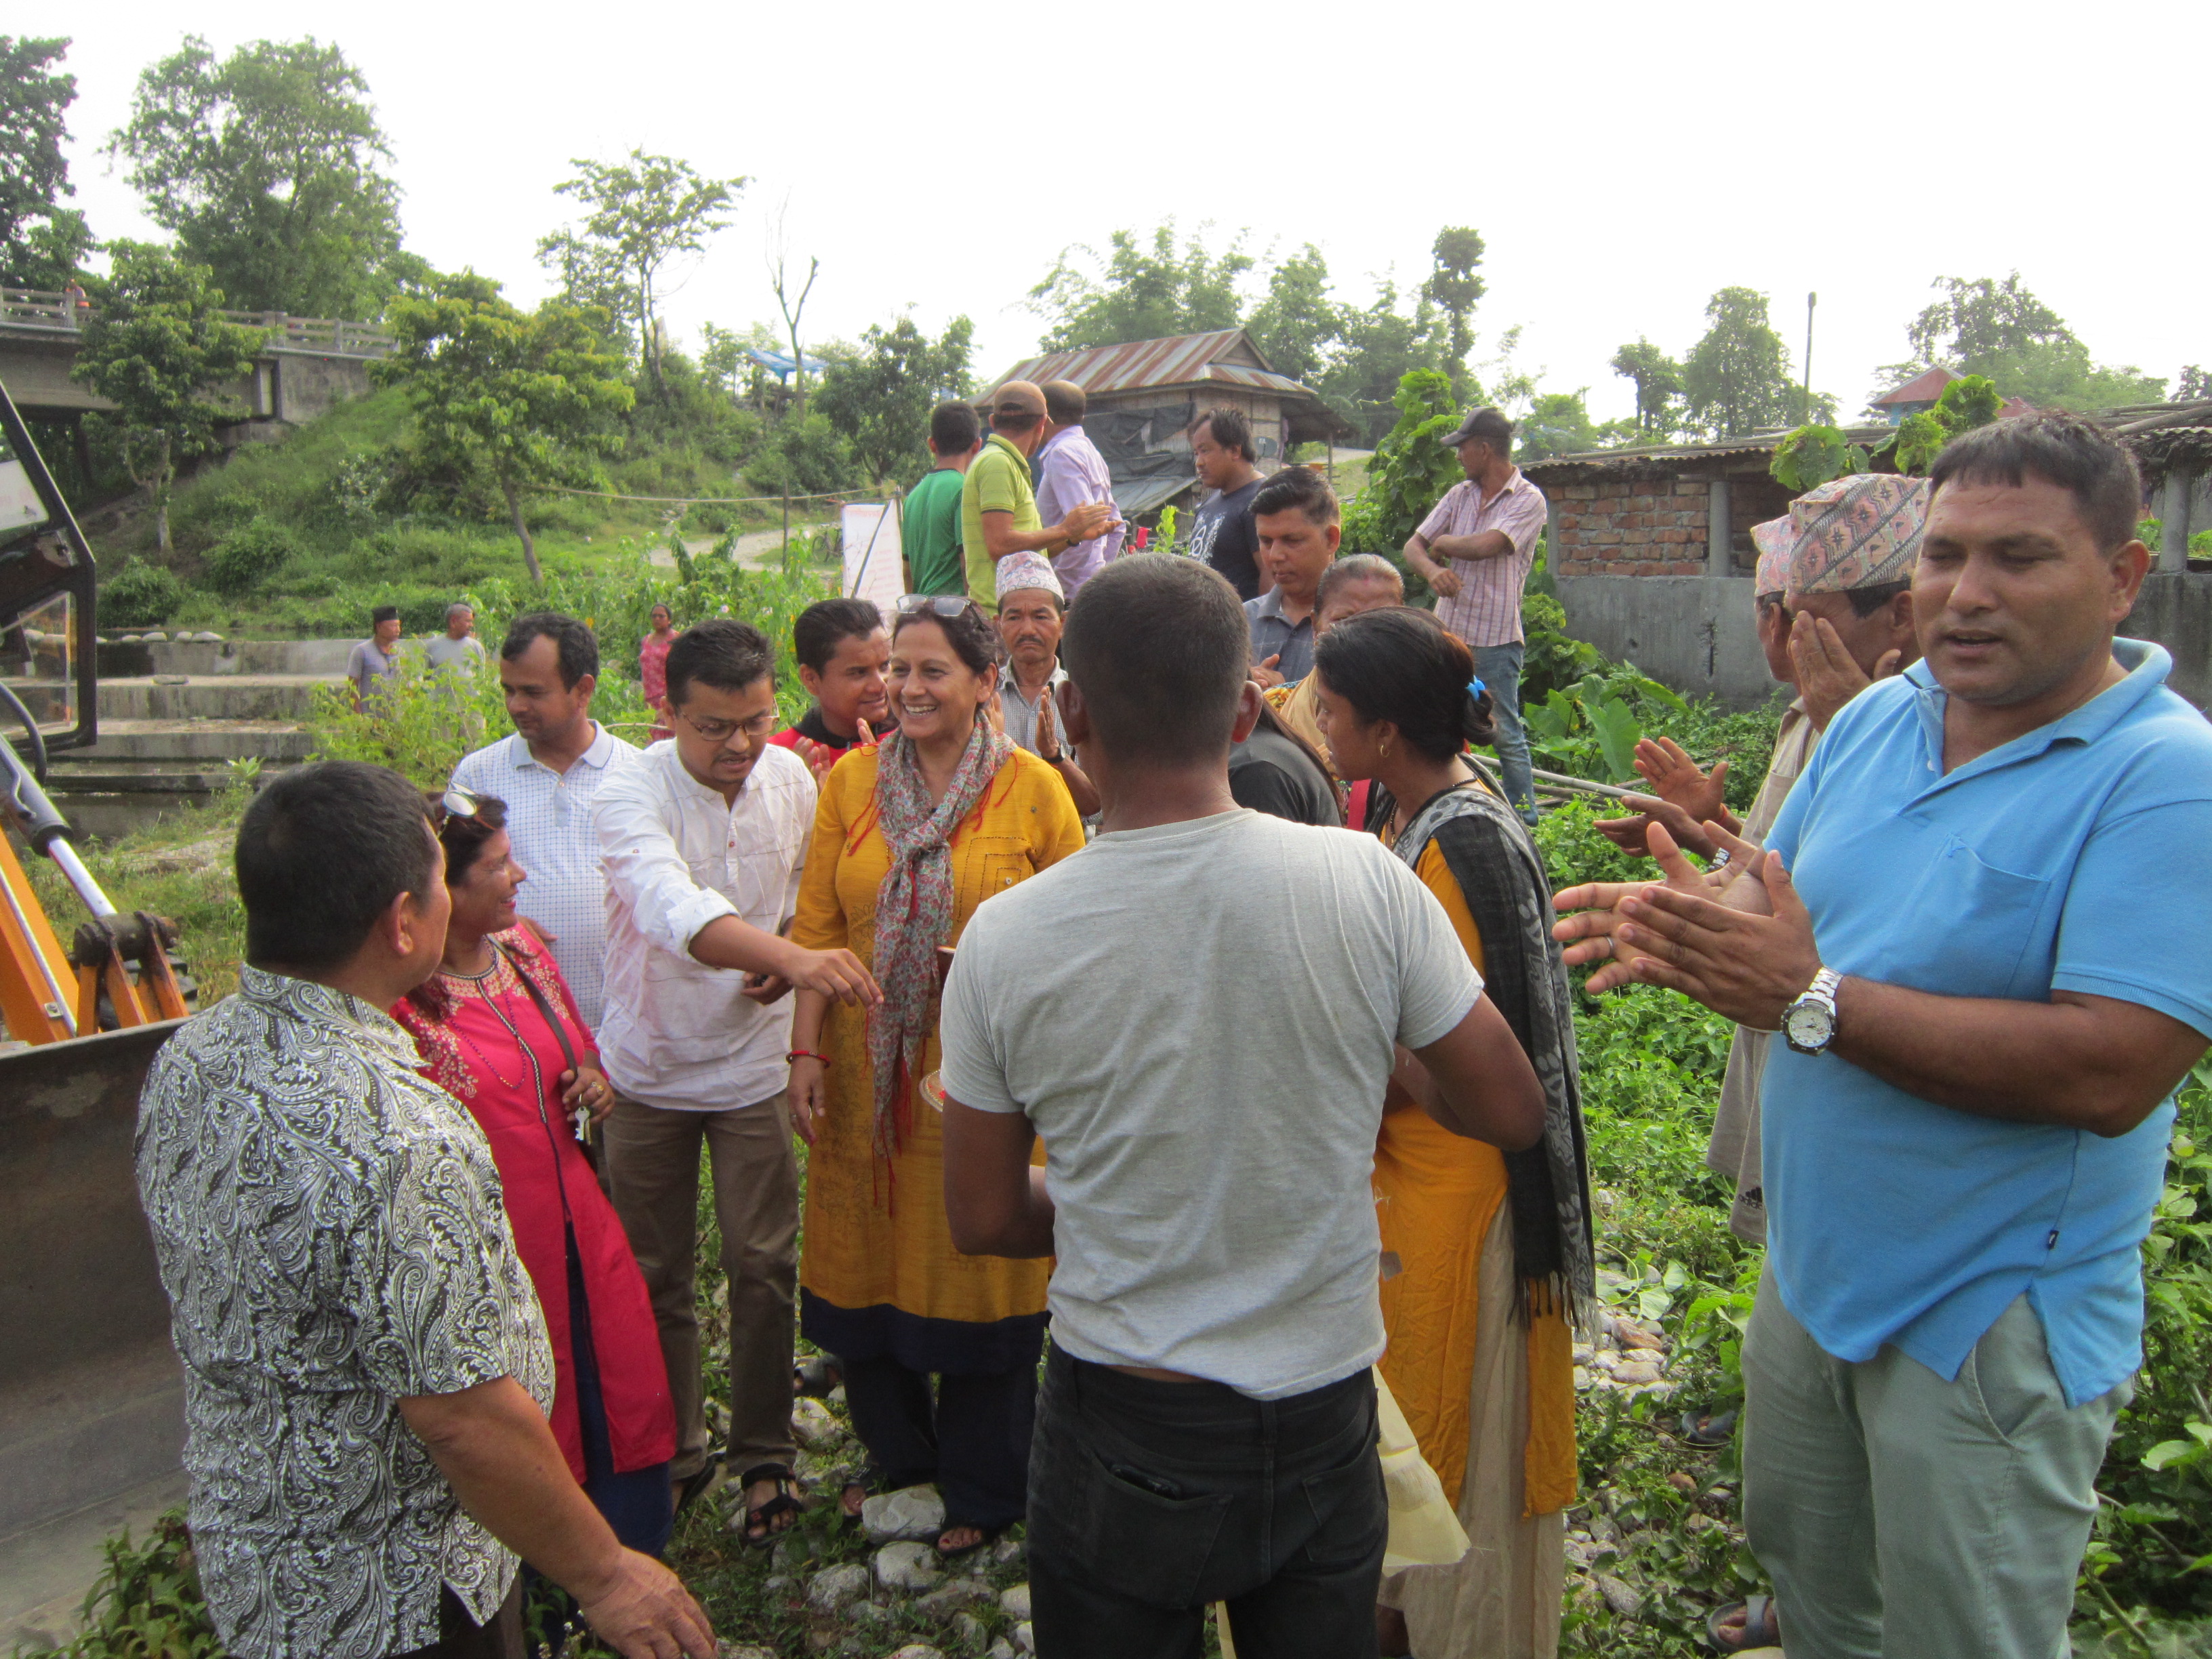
[1311,606,1595,1659]
[787,595,1083,1558]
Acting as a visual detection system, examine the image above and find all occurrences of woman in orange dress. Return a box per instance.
[786,595,1084,1557]
[1311,606,1595,1659]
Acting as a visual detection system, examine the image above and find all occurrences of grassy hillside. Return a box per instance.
[89,356,843,638]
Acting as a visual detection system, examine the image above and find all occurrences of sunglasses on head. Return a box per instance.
[432,786,481,825]
[895,594,981,621]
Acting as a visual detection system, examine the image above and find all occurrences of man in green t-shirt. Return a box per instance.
[904,401,983,596]
[960,380,1118,605]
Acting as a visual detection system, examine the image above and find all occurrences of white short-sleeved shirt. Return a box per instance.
[939,809,1481,1399]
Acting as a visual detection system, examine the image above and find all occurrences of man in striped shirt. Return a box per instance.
[1403,407,1549,823]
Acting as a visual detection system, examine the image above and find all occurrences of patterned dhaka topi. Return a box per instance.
[994,549,1064,605]
[1751,522,1795,598]
[867,709,1013,1155]
[1771,473,1931,595]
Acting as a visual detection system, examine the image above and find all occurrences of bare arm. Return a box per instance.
[399,1378,714,1659]
[1391,994,1547,1148]
[785,986,831,1145]
[1427,529,1517,562]
[1608,857,2207,1137]
[941,1101,1054,1258]
[983,500,1117,561]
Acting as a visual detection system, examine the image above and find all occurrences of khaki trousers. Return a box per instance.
[1742,1267,2129,1659]
[602,1092,798,1480]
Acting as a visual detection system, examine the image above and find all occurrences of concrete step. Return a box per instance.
[97,674,332,722]
[96,638,357,678]
[67,719,315,764]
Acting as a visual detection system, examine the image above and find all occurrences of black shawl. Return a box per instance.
[1382,779,1597,1330]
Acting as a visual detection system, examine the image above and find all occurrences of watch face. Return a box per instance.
[1785,1002,1833,1050]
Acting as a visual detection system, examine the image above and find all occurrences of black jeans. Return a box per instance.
[842,1353,1037,1532]
[1027,1347,1385,1659]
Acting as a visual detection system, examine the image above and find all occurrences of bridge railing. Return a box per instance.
[0,288,394,359]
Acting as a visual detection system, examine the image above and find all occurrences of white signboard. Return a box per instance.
[841,504,903,614]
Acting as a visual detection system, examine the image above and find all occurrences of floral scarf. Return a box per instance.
[867,711,1013,1153]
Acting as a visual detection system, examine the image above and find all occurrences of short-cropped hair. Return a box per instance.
[793,597,884,674]
[1317,554,1404,613]
[370,603,400,625]
[666,617,776,706]
[1043,380,1088,424]
[237,761,436,970]
[930,401,981,455]
[501,611,598,688]
[1061,557,1248,767]
[445,602,474,622]
[1193,407,1254,463]
[1927,412,2144,553]
[1252,466,1339,525]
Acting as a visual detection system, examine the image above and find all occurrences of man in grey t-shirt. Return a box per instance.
[939,557,1545,1659]
[425,602,487,676]
[347,605,404,713]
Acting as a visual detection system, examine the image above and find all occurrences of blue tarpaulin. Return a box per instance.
[744,346,833,381]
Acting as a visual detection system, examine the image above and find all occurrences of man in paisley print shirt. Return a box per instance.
[135,762,715,1659]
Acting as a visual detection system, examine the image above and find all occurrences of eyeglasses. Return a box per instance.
[896,594,982,621]
[677,707,779,744]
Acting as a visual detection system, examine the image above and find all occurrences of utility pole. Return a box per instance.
[1803,291,1818,424]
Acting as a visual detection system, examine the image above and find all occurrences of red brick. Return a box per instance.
[1565,485,1596,500]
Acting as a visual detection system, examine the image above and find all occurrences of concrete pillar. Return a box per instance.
[1545,497,1561,571]
[1706,478,1732,577]
[2160,471,2192,573]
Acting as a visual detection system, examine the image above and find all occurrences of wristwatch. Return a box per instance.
[1782,967,1843,1055]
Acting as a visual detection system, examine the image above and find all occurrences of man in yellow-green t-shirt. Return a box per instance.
[960,380,1119,605]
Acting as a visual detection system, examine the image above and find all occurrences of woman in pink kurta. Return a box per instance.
[640,605,678,741]
[394,789,677,1555]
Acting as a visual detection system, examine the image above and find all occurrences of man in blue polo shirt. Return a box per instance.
[1555,413,2212,1659]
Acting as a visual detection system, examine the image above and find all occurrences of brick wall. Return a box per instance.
[1551,475,1709,576]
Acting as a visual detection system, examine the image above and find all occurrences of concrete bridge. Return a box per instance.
[0,287,393,438]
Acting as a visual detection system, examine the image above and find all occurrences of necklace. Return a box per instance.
[445,958,531,1090]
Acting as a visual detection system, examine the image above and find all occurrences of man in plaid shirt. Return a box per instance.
[1403,407,1549,822]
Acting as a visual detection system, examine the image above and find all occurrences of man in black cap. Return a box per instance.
[1403,407,1549,822]
[960,379,1118,606]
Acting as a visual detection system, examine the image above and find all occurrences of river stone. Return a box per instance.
[718,1647,777,1659]
[914,1580,989,1620]
[1612,1359,1664,1387]
[951,1613,987,1646]
[889,1648,945,1659]
[999,1582,1031,1621]
[1012,1623,1036,1654]
[986,1643,1017,1659]
[793,1396,842,1448]
[806,1561,872,1614]
[876,1540,942,1592]
[991,1534,1025,1566]
[864,1484,947,1544]
[1597,1574,1644,1618]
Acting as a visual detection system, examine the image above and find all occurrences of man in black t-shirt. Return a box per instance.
[1184,407,1265,600]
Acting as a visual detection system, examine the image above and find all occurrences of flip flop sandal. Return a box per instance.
[739,1463,803,1547]
[1679,1408,1738,1448]
[933,1521,1007,1561]
[672,1458,722,1518]
[793,1353,844,1398]
[1706,1595,1780,1653]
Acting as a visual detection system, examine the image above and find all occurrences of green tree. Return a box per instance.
[1518,390,1631,462]
[2179,366,2211,403]
[1877,273,2163,412]
[1244,243,1344,383]
[0,35,92,288]
[1682,287,1798,438]
[1338,369,1462,587]
[108,37,404,318]
[69,241,265,554]
[1610,338,1684,440]
[536,150,743,395]
[1317,282,1450,447]
[1420,226,1486,396]
[373,271,635,584]
[816,313,975,484]
[1027,224,1252,351]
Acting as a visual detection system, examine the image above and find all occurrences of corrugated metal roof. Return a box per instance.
[990,329,1319,401]
[1112,473,1196,518]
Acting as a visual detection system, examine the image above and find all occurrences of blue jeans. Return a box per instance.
[1473,641,1537,822]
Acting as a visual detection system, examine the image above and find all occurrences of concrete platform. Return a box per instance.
[96,674,333,723]
[98,638,356,679]
[65,719,316,764]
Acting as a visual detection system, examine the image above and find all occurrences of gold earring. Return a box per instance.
[1380,736,1392,759]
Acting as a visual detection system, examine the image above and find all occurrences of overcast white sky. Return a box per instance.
[59,0,2210,427]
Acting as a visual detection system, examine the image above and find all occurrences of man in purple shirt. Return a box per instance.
[1035,381,1125,596]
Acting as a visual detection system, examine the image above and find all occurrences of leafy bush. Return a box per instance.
[1339,369,1460,600]
[201,518,295,595]
[100,560,188,627]
[8,1509,222,1659]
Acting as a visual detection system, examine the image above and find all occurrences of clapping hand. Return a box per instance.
[1595,737,1736,857]
[792,721,873,787]
[1249,653,1284,691]
[1791,613,1900,731]
[1035,686,1064,762]
[1553,821,1771,996]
